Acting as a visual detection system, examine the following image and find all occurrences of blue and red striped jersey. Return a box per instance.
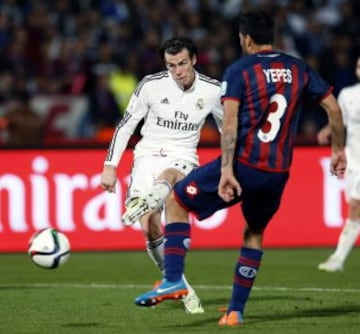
[221,50,332,172]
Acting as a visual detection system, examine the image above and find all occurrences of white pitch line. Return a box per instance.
[0,283,360,294]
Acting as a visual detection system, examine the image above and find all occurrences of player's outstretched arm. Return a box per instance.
[218,99,241,202]
[319,94,346,178]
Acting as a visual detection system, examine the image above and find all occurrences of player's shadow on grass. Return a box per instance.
[61,323,102,328]
[173,296,360,327]
[206,294,308,309]
[159,303,360,329]
[246,303,360,324]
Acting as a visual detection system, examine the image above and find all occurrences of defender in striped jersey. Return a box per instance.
[134,11,347,326]
[100,37,223,314]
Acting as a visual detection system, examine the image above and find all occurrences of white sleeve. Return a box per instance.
[337,89,347,127]
[210,95,223,133]
[104,85,149,167]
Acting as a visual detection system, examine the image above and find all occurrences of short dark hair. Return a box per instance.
[159,36,198,60]
[238,11,274,45]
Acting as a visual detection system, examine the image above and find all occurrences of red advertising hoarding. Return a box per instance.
[0,147,348,252]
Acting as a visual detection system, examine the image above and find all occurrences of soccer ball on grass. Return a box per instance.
[28,228,70,269]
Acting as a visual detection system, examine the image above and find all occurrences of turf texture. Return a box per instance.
[0,248,359,334]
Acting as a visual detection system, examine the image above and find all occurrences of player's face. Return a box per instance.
[165,49,196,90]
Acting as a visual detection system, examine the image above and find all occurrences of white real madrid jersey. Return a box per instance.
[338,83,360,171]
[105,71,223,166]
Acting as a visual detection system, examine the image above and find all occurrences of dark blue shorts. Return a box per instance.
[174,157,289,231]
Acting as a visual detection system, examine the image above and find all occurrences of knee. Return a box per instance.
[243,226,264,249]
[165,192,188,223]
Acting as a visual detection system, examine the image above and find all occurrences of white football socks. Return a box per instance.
[146,236,165,274]
[332,219,360,263]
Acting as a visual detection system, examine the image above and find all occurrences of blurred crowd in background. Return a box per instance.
[0,0,359,148]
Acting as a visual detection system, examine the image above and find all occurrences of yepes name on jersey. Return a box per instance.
[263,68,292,83]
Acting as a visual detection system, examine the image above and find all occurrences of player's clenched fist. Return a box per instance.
[101,165,117,193]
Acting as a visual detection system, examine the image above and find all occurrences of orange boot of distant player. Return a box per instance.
[218,311,243,326]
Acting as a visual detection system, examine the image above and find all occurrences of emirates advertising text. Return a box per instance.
[0,147,348,252]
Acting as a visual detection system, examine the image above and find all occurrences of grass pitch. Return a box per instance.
[1,248,360,334]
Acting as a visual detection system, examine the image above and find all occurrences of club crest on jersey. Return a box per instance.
[185,182,199,198]
[195,98,204,110]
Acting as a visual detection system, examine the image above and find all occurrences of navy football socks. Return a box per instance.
[163,222,191,282]
[228,247,263,314]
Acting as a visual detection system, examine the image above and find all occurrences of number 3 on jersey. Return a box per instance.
[257,93,287,143]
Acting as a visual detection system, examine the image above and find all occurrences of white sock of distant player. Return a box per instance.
[143,180,171,270]
[146,235,165,273]
[146,180,172,208]
[331,219,360,263]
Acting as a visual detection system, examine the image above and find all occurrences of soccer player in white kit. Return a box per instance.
[100,37,223,312]
[318,56,360,272]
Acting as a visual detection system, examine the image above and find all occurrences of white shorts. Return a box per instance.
[344,168,360,202]
[126,155,197,201]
